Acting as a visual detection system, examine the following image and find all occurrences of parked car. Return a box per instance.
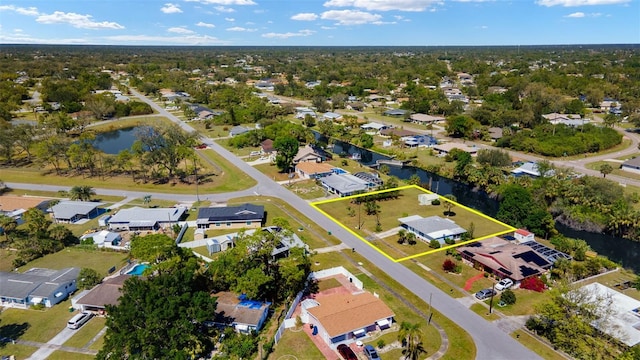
[337,344,357,360]
[495,278,514,291]
[67,311,93,330]
[475,288,497,300]
[364,344,382,360]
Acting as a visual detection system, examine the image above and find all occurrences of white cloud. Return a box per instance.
[537,0,629,6]
[184,0,256,5]
[215,5,236,12]
[36,11,125,30]
[225,17,235,21]
[160,3,182,13]
[262,29,315,39]
[226,26,256,31]
[565,11,585,17]
[104,34,229,45]
[0,5,40,16]
[0,29,88,44]
[196,21,216,28]
[321,10,382,25]
[321,26,337,29]
[168,27,195,34]
[323,0,440,11]
[291,13,319,21]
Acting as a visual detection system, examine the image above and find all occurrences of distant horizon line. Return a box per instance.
[2,43,639,48]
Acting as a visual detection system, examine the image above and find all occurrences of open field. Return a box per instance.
[199,149,257,192]
[0,343,38,359]
[47,351,97,360]
[0,249,18,272]
[253,163,296,182]
[17,247,129,276]
[267,328,326,360]
[88,115,172,132]
[313,185,514,262]
[511,330,568,360]
[285,180,326,200]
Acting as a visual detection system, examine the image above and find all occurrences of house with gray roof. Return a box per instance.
[72,274,129,313]
[196,203,264,230]
[229,126,250,137]
[51,201,104,223]
[0,267,79,308]
[320,174,371,197]
[622,157,640,174]
[383,109,408,117]
[398,215,466,243]
[107,206,187,231]
[511,161,555,178]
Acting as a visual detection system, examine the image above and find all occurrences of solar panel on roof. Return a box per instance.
[520,266,540,278]
[497,267,512,275]
[514,251,550,267]
[462,250,474,257]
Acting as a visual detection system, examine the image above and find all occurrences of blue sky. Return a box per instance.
[0,0,638,46]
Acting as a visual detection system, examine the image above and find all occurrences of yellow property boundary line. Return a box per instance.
[310,184,516,263]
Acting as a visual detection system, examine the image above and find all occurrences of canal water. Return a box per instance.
[321,133,640,272]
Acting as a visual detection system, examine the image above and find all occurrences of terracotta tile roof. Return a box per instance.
[307,292,394,338]
[515,229,533,236]
[295,162,334,175]
[0,195,51,212]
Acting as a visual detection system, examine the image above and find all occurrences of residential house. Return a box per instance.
[621,157,640,174]
[196,203,264,230]
[295,162,335,179]
[293,145,328,164]
[457,237,551,281]
[398,215,467,243]
[433,143,478,156]
[0,195,51,222]
[379,128,417,138]
[211,292,271,333]
[229,126,250,137]
[542,113,588,127]
[346,102,365,111]
[576,283,640,347]
[51,201,104,224]
[320,174,371,197]
[383,109,408,117]
[302,291,395,346]
[260,139,276,159]
[254,81,274,92]
[403,135,437,148]
[72,274,130,313]
[107,206,187,231]
[294,107,316,119]
[80,230,123,249]
[0,267,79,308]
[487,127,503,141]
[409,113,445,125]
[360,122,388,134]
[322,112,343,121]
[201,226,306,257]
[353,172,383,187]
[511,161,554,178]
[305,80,322,89]
[513,229,535,243]
[600,98,621,113]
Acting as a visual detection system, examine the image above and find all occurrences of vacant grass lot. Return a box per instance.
[511,329,567,360]
[314,186,512,260]
[0,249,18,272]
[253,163,295,182]
[18,247,129,276]
[285,180,326,200]
[199,149,257,193]
[267,328,326,360]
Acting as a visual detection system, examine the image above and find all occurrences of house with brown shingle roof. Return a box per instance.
[72,274,130,313]
[457,237,551,282]
[302,291,394,346]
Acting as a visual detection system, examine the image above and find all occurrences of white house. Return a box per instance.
[398,215,466,243]
[0,268,79,308]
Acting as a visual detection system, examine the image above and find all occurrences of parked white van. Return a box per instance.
[67,312,93,330]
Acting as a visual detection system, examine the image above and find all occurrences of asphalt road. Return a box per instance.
[128,89,541,359]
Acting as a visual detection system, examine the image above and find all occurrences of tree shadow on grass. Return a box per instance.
[0,322,29,347]
[443,211,457,217]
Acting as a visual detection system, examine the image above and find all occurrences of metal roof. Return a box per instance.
[108,206,187,224]
[51,201,104,220]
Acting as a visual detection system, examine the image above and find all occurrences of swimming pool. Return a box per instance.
[126,264,149,276]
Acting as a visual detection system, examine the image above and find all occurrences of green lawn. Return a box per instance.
[47,351,97,360]
[88,116,172,132]
[469,302,501,321]
[253,163,294,182]
[63,316,106,348]
[511,329,567,360]
[0,343,38,359]
[0,299,74,343]
[285,180,326,200]
[415,251,495,294]
[0,249,18,272]
[314,186,512,260]
[267,328,325,360]
[18,247,129,276]
[199,149,257,192]
[216,138,261,156]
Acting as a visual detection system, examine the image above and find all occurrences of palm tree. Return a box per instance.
[69,185,95,201]
[443,194,457,217]
[398,229,407,244]
[398,321,426,360]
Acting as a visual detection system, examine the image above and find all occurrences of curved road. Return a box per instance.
[7,90,540,359]
[126,89,540,359]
